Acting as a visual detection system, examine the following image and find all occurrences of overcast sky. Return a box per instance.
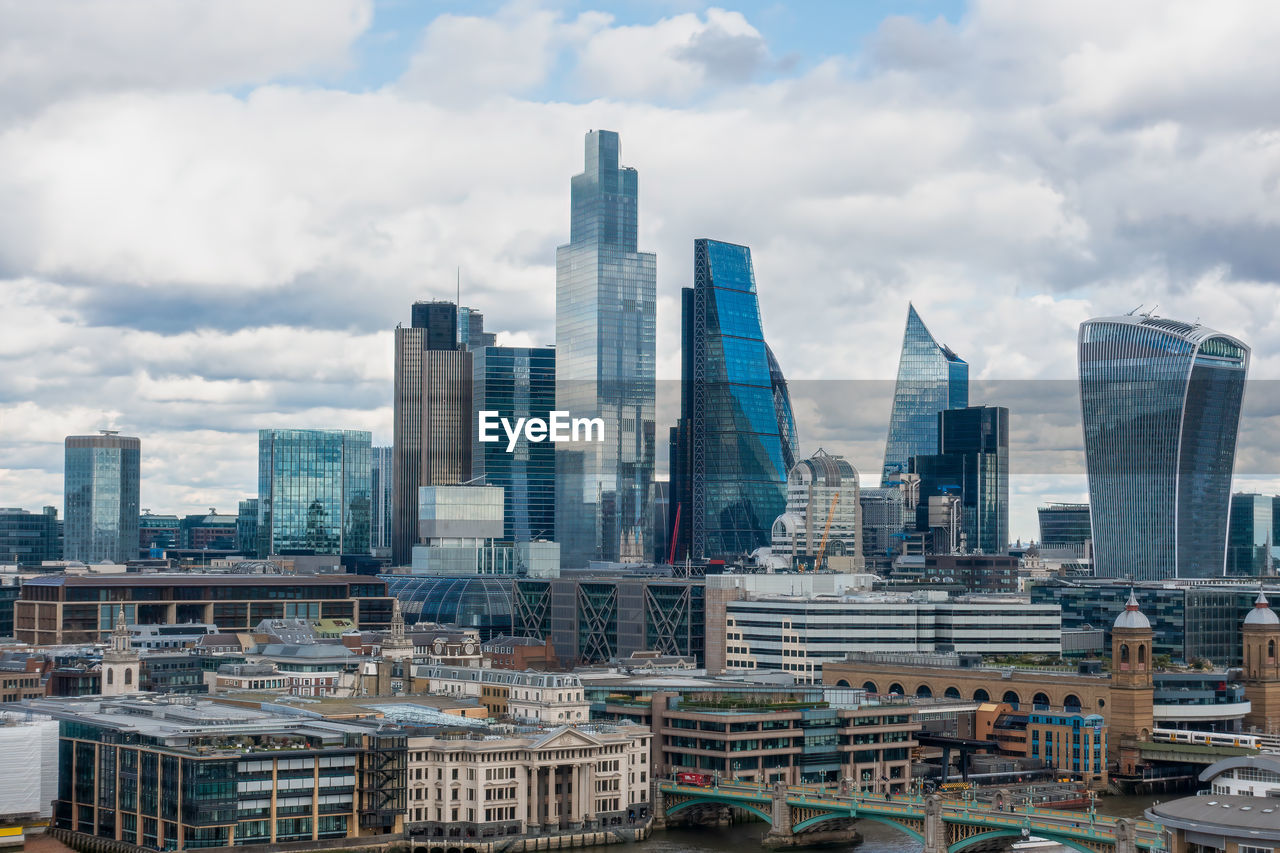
[2,0,1279,541]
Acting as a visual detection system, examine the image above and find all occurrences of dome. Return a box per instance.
[379,575,513,642]
[1244,591,1280,627]
[1113,590,1151,630]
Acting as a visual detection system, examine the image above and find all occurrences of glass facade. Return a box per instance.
[555,130,656,566]
[370,446,392,554]
[472,346,556,542]
[1227,493,1274,576]
[235,499,258,556]
[257,429,372,556]
[672,239,798,559]
[64,433,141,564]
[882,305,968,486]
[1079,316,1249,579]
[0,505,62,566]
[1037,503,1091,552]
[910,405,1009,554]
[380,575,513,641]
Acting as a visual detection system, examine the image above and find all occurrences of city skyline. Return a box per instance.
[4,2,1280,544]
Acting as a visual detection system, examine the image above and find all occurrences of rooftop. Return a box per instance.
[1148,795,1280,841]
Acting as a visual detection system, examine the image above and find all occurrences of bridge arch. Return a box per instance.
[792,811,923,843]
[664,798,773,825]
[949,828,1101,853]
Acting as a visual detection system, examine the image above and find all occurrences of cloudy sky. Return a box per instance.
[2,0,1279,541]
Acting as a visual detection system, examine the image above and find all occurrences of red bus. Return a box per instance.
[676,772,712,787]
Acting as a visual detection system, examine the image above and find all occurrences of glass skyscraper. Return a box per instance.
[1079,315,1249,580]
[472,345,556,543]
[1227,493,1273,576]
[882,304,968,486]
[555,130,656,566]
[670,239,798,559]
[910,405,1009,555]
[257,429,372,556]
[370,446,392,555]
[64,431,140,564]
[1037,502,1092,556]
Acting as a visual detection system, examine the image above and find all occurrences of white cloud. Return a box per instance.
[0,0,372,116]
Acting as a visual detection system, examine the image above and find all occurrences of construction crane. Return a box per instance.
[814,493,840,570]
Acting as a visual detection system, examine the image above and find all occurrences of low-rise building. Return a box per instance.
[26,694,406,848]
[413,665,590,724]
[1199,754,1280,797]
[484,635,559,671]
[404,724,650,838]
[977,702,1109,785]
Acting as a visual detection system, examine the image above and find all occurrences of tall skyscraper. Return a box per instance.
[472,345,556,543]
[670,239,798,559]
[370,446,393,555]
[458,306,496,351]
[64,431,140,564]
[1227,493,1274,576]
[257,429,371,556]
[555,130,656,566]
[882,304,968,486]
[1079,314,1250,579]
[393,300,473,565]
[910,405,1009,555]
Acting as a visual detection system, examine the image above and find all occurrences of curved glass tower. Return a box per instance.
[1079,315,1250,580]
[672,239,799,559]
[882,304,968,486]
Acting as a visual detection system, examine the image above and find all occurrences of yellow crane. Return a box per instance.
[814,492,840,570]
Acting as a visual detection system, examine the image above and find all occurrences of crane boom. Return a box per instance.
[816,493,840,568]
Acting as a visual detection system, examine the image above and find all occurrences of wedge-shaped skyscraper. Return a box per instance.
[1079,314,1250,579]
[670,239,798,559]
[882,304,968,486]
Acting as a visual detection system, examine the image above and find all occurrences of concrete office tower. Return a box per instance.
[393,300,473,565]
[257,429,371,556]
[472,346,556,543]
[882,304,968,486]
[370,446,393,556]
[671,239,798,560]
[555,130,656,566]
[1079,315,1249,579]
[911,405,1009,555]
[771,450,863,570]
[64,431,140,564]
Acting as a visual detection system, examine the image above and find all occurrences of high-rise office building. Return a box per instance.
[555,130,656,566]
[458,306,497,351]
[0,506,62,566]
[393,301,473,564]
[1228,493,1274,576]
[371,445,393,555]
[770,450,863,569]
[859,487,906,568]
[1037,503,1092,556]
[1079,315,1249,579]
[670,239,798,559]
[472,345,556,543]
[64,431,141,564]
[910,405,1009,555]
[257,429,372,556]
[235,498,258,556]
[882,304,968,486]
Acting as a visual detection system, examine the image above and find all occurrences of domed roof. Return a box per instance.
[1244,591,1280,627]
[1113,590,1151,630]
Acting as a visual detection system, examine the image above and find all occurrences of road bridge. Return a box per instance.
[655,780,1162,853]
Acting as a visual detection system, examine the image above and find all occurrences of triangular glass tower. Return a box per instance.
[881,304,968,486]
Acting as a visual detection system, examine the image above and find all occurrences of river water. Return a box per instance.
[589,794,1163,853]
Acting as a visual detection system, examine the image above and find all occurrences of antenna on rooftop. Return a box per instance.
[1126,304,1144,316]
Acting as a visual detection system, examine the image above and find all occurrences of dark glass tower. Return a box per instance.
[64,431,140,564]
[882,304,968,486]
[258,429,371,556]
[370,446,392,555]
[671,239,798,559]
[1079,315,1249,579]
[393,300,472,565]
[555,130,656,566]
[910,405,1009,555]
[1037,503,1092,554]
[472,345,556,543]
[1227,493,1274,576]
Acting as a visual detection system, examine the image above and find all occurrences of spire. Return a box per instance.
[389,598,406,644]
[1113,589,1151,630]
[111,605,131,652]
[1126,590,1140,611]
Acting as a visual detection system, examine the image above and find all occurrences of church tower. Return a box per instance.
[1242,591,1280,734]
[101,606,140,696]
[1110,591,1154,772]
